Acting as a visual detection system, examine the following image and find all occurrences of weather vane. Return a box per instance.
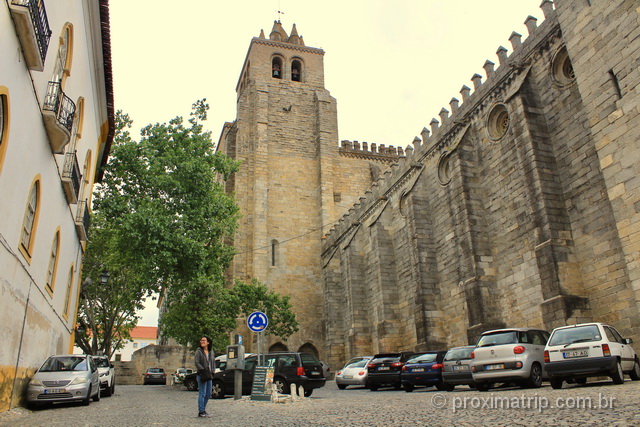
[276,0,284,23]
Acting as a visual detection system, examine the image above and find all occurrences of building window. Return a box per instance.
[271,239,279,267]
[551,46,576,87]
[63,265,74,318]
[291,59,302,82]
[19,178,41,261]
[486,103,510,140]
[438,153,452,186]
[52,25,73,84]
[133,343,138,349]
[45,231,60,295]
[272,57,283,79]
[0,88,9,174]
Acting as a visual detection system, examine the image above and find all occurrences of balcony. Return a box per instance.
[42,81,75,153]
[75,200,90,242]
[61,152,81,204]
[9,0,51,71]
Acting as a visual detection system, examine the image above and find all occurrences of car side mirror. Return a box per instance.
[624,338,633,344]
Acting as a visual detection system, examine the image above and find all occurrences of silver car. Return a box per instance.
[336,356,372,389]
[26,354,101,407]
[470,328,549,391]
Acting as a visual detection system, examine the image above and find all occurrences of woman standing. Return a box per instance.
[195,336,214,418]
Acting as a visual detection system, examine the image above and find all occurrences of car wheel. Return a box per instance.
[444,383,455,392]
[185,378,198,391]
[575,377,587,385]
[550,378,563,389]
[476,382,491,392]
[211,380,225,399]
[274,378,288,394]
[611,360,624,384]
[303,389,313,397]
[403,383,414,393]
[93,386,101,402]
[111,381,115,395]
[337,384,347,390]
[629,359,640,381]
[525,363,543,388]
[369,384,379,391]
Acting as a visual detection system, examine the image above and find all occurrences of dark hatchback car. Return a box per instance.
[143,367,166,385]
[442,346,476,390]
[185,352,326,398]
[366,352,414,391]
[401,351,450,392]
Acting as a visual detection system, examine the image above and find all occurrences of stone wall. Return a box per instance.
[321,0,640,369]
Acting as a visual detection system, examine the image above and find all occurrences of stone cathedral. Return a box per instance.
[216,0,640,369]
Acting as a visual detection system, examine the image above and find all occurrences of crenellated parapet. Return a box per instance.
[338,140,410,162]
[323,0,559,251]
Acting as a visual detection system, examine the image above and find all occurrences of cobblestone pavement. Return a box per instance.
[2,379,640,426]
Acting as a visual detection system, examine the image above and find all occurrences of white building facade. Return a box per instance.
[0,0,113,412]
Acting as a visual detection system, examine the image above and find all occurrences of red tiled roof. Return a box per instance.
[130,326,158,340]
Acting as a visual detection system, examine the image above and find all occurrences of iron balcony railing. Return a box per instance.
[43,81,76,133]
[11,0,51,64]
[62,152,81,202]
[75,199,90,242]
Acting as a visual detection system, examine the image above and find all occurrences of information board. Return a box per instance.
[250,366,274,401]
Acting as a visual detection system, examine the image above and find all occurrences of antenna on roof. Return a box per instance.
[276,0,285,23]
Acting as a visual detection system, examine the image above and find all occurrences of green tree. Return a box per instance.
[161,278,299,354]
[76,100,298,355]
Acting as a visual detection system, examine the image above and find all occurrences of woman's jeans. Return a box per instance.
[197,375,212,413]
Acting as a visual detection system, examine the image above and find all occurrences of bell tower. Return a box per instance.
[218,21,340,355]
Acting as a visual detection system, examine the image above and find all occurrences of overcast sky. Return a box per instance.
[109,0,548,326]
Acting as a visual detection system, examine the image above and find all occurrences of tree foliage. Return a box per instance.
[75,100,298,356]
[161,278,299,353]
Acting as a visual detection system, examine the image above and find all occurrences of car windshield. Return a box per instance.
[444,348,474,361]
[477,331,518,347]
[548,325,601,346]
[40,356,88,372]
[94,358,110,368]
[406,353,438,363]
[344,358,369,368]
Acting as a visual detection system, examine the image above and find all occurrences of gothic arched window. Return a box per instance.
[272,57,283,79]
[291,59,302,82]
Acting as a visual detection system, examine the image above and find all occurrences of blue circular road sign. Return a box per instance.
[247,311,268,332]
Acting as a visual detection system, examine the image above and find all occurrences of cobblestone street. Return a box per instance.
[2,379,640,426]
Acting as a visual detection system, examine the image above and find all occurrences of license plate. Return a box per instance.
[378,366,390,371]
[44,388,65,394]
[485,364,504,371]
[311,371,320,375]
[563,349,588,358]
[343,375,353,379]
[453,365,468,371]
[412,368,424,372]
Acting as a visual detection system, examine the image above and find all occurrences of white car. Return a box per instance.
[92,355,115,397]
[544,322,640,389]
[470,328,550,391]
[335,356,372,389]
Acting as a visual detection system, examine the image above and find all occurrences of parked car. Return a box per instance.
[26,354,101,408]
[442,346,476,390]
[335,356,372,389]
[365,352,414,391]
[470,328,549,391]
[210,356,259,398]
[92,355,115,397]
[544,322,640,389]
[262,352,326,397]
[170,367,193,385]
[401,351,450,392]
[143,367,167,385]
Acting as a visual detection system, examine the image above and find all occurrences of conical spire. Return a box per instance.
[269,20,288,42]
[288,23,301,45]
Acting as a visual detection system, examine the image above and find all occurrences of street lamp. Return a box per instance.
[99,270,110,285]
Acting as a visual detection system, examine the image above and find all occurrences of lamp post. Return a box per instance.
[99,270,110,285]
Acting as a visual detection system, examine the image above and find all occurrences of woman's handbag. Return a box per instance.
[198,368,212,381]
